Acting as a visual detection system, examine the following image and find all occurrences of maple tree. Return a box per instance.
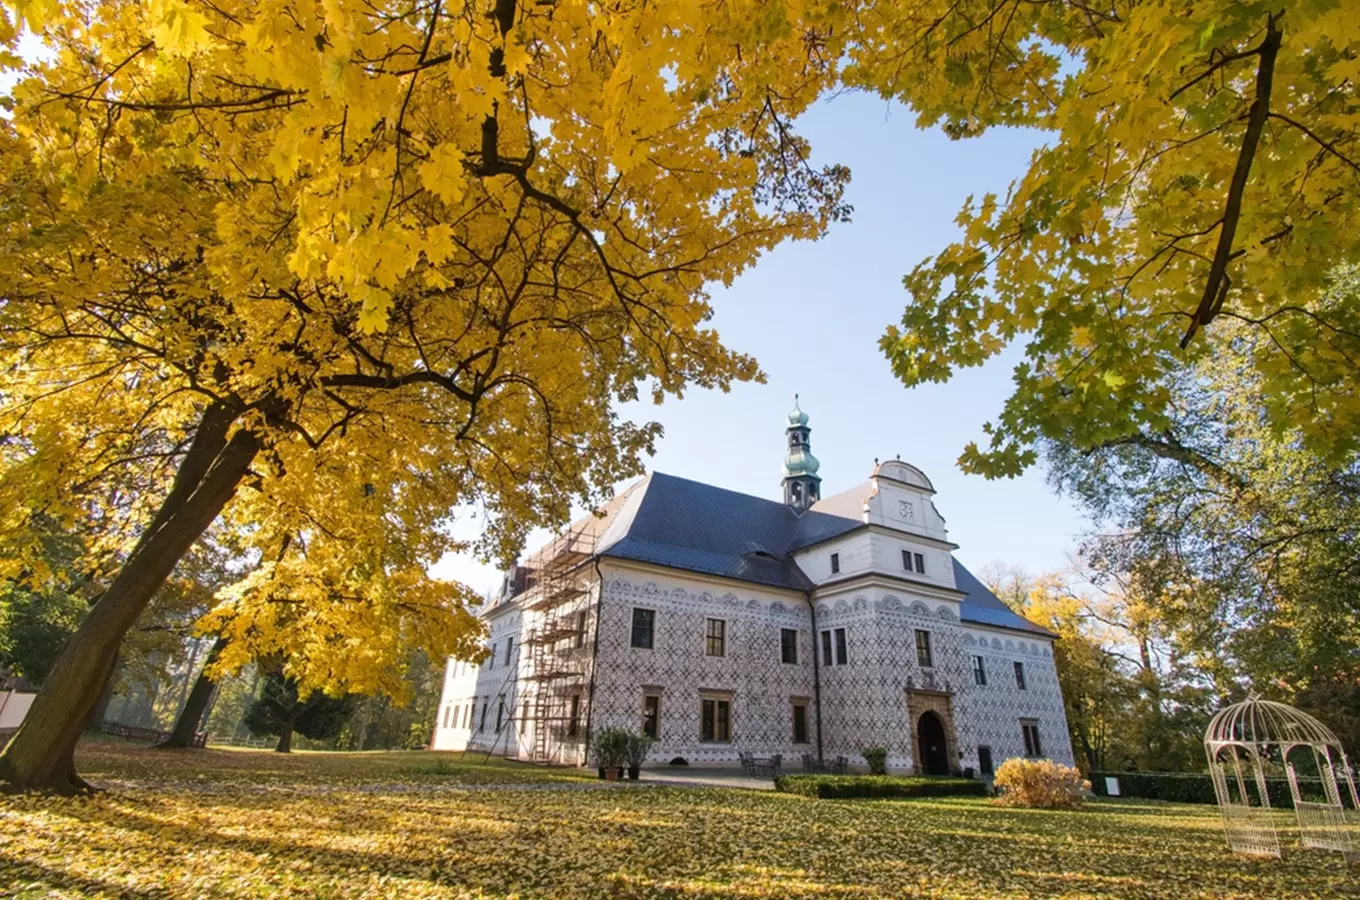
[860,2,1360,476]
[0,0,849,791]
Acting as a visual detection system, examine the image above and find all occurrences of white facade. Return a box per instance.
[431,457,1074,775]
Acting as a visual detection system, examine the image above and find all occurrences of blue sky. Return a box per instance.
[434,91,1087,596]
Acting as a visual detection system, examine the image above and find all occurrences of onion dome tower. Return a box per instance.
[781,395,822,510]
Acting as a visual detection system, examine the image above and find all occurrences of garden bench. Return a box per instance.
[739,752,783,777]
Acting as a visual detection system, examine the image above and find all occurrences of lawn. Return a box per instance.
[1,742,1355,898]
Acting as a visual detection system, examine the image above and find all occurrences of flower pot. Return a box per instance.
[605,768,621,781]
[627,765,640,781]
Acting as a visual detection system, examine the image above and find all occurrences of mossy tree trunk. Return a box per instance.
[0,404,258,793]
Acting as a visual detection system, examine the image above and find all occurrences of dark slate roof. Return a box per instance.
[952,559,1056,638]
[597,472,854,591]
[594,471,1053,638]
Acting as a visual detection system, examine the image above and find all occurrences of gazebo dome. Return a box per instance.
[1205,696,1343,751]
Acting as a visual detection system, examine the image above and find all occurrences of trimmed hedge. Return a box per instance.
[1091,771,1331,807]
[774,774,988,800]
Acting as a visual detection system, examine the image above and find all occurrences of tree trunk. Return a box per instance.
[84,654,119,734]
[275,710,298,754]
[0,404,258,793]
[158,637,227,749]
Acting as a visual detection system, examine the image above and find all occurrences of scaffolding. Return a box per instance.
[481,524,597,765]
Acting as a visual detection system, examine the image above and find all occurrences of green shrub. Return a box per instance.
[862,747,888,775]
[774,774,987,800]
[590,727,633,768]
[1090,771,1329,807]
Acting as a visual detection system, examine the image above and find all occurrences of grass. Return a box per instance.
[1,741,1356,898]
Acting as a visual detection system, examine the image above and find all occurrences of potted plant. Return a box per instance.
[591,727,630,780]
[862,746,888,775]
[624,732,652,780]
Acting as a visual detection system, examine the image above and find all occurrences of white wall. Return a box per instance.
[0,690,36,730]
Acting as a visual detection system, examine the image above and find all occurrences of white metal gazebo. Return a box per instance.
[1205,695,1358,860]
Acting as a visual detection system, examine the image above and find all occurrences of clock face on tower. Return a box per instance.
[897,499,915,522]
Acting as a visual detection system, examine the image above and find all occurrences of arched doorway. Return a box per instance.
[918,711,950,775]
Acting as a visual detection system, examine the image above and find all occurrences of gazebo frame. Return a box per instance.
[1204,695,1358,861]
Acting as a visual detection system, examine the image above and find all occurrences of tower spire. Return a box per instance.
[781,395,821,510]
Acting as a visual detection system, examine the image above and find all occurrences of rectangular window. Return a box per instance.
[914,552,926,574]
[978,746,994,776]
[915,629,933,668]
[830,552,840,574]
[443,706,451,729]
[792,701,809,744]
[780,628,798,664]
[478,700,488,732]
[902,548,911,571]
[700,697,731,742]
[643,694,661,740]
[567,694,581,737]
[705,618,726,657]
[821,630,833,666]
[834,628,848,665]
[575,610,588,648]
[1021,720,1043,757]
[452,705,460,729]
[495,696,505,731]
[504,636,514,666]
[465,702,474,729]
[1014,661,1027,690]
[972,655,987,686]
[520,701,529,734]
[631,607,655,649]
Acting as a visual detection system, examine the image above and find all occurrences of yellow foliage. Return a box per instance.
[993,757,1090,810]
[0,0,852,704]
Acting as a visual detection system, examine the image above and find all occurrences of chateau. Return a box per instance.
[430,401,1074,775]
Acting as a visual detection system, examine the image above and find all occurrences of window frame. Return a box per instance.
[780,628,799,665]
[978,745,994,776]
[792,700,809,744]
[478,700,488,732]
[1014,660,1027,690]
[520,700,529,734]
[913,552,926,574]
[971,654,987,686]
[465,702,474,729]
[642,694,661,740]
[902,548,912,571]
[914,629,934,668]
[495,695,505,731]
[1021,719,1043,757]
[820,630,833,666]
[700,696,732,743]
[834,627,848,665]
[567,694,581,737]
[575,610,589,648]
[504,636,514,666]
[630,607,656,649]
[705,618,727,657]
[830,552,840,574]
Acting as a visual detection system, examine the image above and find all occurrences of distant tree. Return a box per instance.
[1044,338,1360,711]
[989,567,1214,773]
[244,674,357,754]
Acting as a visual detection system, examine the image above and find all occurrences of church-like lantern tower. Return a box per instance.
[781,395,822,510]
